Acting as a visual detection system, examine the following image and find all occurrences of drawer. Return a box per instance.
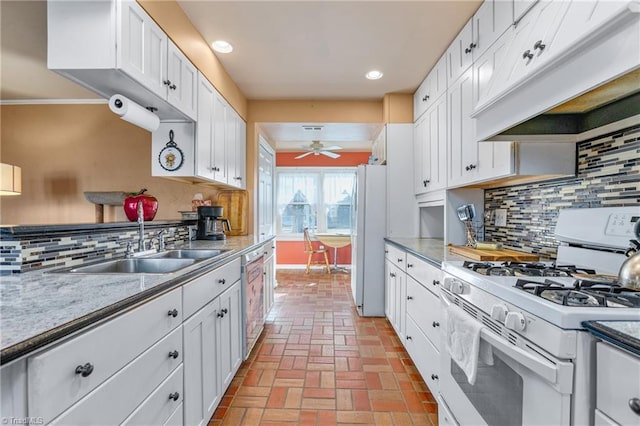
[384,243,406,272]
[262,242,276,260]
[164,402,184,426]
[596,342,640,426]
[28,288,182,422]
[437,394,460,426]
[122,364,184,426]
[405,315,440,396]
[406,276,442,351]
[406,253,442,295]
[594,409,618,426]
[183,257,241,319]
[51,327,183,425]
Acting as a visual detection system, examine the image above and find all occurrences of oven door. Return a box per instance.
[439,290,574,426]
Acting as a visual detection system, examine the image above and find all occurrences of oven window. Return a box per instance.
[451,353,523,426]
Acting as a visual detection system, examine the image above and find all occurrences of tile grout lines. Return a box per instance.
[209,269,438,425]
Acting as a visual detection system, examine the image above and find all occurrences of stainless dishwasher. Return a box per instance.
[241,247,265,359]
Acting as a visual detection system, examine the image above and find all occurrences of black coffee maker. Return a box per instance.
[196,206,232,240]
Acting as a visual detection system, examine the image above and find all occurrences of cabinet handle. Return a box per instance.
[75,362,94,377]
[629,398,640,415]
[218,278,226,285]
[422,95,430,102]
[169,84,177,90]
[431,374,439,380]
[407,296,413,300]
[432,321,440,328]
[522,50,533,60]
[397,258,403,263]
[432,280,440,286]
[167,309,179,318]
[533,40,546,51]
[407,263,413,268]
[465,164,477,171]
[390,272,396,278]
[464,42,476,54]
[163,79,172,86]
[222,308,228,314]
[168,350,179,359]
[406,336,412,341]
[169,392,180,401]
[217,311,225,318]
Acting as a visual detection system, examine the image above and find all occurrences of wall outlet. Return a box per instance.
[495,209,507,227]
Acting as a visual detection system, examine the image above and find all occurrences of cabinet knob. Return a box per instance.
[390,272,396,278]
[219,278,226,284]
[169,392,180,401]
[168,350,179,359]
[384,250,389,254]
[432,321,440,328]
[422,95,430,102]
[522,50,534,60]
[465,164,477,171]
[397,258,403,263]
[407,296,413,300]
[169,84,177,90]
[629,398,640,415]
[217,312,225,318]
[406,336,412,341]
[163,79,172,86]
[75,362,94,377]
[407,263,413,268]
[222,308,228,314]
[167,309,179,318]
[533,40,546,51]
[432,279,440,286]
[464,43,476,54]
[431,374,439,380]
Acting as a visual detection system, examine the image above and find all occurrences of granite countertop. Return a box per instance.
[582,320,640,357]
[384,237,468,267]
[0,235,274,364]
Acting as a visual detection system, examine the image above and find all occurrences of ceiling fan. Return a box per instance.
[294,141,342,159]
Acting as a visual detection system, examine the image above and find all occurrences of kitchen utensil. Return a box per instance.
[456,204,477,247]
[618,219,640,289]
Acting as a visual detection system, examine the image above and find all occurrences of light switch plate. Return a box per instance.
[495,209,507,227]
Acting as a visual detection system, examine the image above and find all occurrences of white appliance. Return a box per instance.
[241,247,265,359]
[439,206,640,426]
[350,164,386,316]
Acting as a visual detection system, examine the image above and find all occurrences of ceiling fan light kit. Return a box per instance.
[294,141,342,160]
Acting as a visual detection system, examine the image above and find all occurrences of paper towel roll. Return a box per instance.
[108,94,160,132]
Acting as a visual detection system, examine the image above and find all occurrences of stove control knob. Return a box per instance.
[490,304,509,322]
[504,312,526,332]
[450,280,465,295]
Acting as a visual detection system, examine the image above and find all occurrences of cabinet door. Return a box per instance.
[119,1,166,99]
[217,281,242,392]
[447,67,477,187]
[473,0,514,60]
[167,41,197,120]
[414,76,433,121]
[514,0,538,23]
[413,115,429,195]
[385,260,396,325]
[258,142,275,238]
[394,270,407,341]
[428,94,447,192]
[183,299,221,426]
[236,118,247,189]
[225,110,238,187]
[196,74,214,180]
[212,92,228,184]
[447,19,474,84]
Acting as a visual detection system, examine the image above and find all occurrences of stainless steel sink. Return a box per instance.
[58,258,196,274]
[147,249,230,260]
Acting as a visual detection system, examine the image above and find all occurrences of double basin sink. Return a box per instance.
[52,249,230,275]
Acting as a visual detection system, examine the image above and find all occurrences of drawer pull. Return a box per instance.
[432,280,440,286]
[384,250,389,254]
[217,312,225,318]
[168,350,179,359]
[533,40,546,51]
[422,95,430,102]
[431,374,439,380]
[407,263,413,268]
[75,362,94,377]
[169,392,180,402]
[432,321,440,328]
[407,296,413,300]
[390,272,396,278]
[406,336,412,341]
[218,278,226,285]
[221,308,228,314]
[397,258,403,263]
[630,398,640,415]
[167,309,179,318]
[522,50,533,60]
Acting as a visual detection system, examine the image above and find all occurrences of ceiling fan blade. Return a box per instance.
[294,151,314,159]
[323,146,343,151]
[320,150,341,159]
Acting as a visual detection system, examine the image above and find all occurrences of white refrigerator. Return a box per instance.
[350,164,386,317]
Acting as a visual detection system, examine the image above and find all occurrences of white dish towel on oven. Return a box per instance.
[445,304,493,385]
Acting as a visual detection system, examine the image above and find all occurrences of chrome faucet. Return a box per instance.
[149,229,167,251]
[137,201,145,252]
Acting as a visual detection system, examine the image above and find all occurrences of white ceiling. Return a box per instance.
[259,122,383,151]
[0,0,482,150]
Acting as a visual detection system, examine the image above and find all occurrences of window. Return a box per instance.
[276,168,356,236]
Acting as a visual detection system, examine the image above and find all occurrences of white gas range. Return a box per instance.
[438,206,640,426]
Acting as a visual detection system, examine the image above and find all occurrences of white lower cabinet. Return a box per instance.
[263,242,276,318]
[183,280,242,426]
[596,342,640,426]
[385,257,406,341]
[405,315,440,396]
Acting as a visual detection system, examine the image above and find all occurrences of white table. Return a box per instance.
[314,233,351,272]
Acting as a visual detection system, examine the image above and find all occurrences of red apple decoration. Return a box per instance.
[123,188,158,222]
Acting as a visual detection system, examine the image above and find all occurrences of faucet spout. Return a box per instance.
[137,201,145,252]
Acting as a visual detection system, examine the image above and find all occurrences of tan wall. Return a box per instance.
[383,93,413,124]
[138,0,248,120]
[0,104,217,225]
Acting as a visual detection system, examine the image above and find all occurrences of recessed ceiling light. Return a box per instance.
[211,40,233,54]
[365,70,383,80]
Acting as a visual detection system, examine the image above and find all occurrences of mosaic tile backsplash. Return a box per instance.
[484,125,640,259]
[0,224,192,274]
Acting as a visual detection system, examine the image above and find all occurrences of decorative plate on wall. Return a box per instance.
[158,130,184,172]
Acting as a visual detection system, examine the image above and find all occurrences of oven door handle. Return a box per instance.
[440,290,573,393]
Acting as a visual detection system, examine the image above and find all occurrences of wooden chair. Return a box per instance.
[303,228,331,274]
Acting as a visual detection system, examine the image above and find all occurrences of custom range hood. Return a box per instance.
[473,1,640,143]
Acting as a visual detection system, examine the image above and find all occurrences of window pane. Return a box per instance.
[277,173,318,234]
[324,173,355,233]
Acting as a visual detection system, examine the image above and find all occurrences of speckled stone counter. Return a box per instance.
[583,320,640,357]
[0,235,274,364]
[384,238,468,267]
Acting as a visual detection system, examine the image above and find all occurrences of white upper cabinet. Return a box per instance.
[212,92,228,184]
[447,67,478,187]
[513,0,539,23]
[446,20,474,83]
[48,0,196,120]
[196,74,215,181]
[472,0,514,60]
[414,55,447,121]
[414,95,447,196]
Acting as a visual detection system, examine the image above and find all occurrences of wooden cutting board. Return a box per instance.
[449,245,540,262]
[216,190,248,236]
